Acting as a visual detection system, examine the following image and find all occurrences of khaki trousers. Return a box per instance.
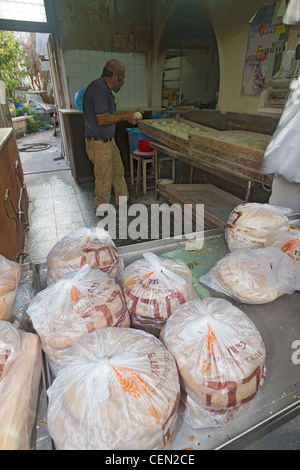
[85,138,129,208]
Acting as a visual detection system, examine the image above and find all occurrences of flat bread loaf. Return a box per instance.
[0,256,22,321]
[265,229,300,264]
[226,203,290,251]
[29,265,130,375]
[47,327,180,450]
[160,298,267,424]
[215,257,280,303]
[200,246,300,304]
[122,253,198,335]
[0,321,42,449]
[47,227,121,285]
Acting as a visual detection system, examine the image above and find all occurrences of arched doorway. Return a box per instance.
[150,1,219,110]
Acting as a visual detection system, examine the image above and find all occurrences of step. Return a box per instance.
[165,183,243,229]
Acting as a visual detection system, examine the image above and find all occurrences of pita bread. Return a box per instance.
[160,298,267,418]
[122,254,198,335]
[47,227,120,284]
[226,203,290,251]
[47,328,180,450]
[0,256,21,321]
[0,322,42,450]
[29,267,130,375]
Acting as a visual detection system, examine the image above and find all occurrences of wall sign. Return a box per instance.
[241,2,289,97]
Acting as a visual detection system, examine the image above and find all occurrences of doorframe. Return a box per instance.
[0,0,69,112]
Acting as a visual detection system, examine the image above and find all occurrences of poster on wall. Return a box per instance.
[241,2,289,97]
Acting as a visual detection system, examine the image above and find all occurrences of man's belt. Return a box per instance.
[86,137,113,142]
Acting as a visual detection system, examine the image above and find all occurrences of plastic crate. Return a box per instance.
[126,128,152,153]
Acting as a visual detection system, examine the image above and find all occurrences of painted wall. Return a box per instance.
[203,0,299,116]
[54,0,299,116]
[54,0,150,52]
[150,0,298,116]
[201,0,269,115]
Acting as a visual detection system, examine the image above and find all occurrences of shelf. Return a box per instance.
[163,67,181,72]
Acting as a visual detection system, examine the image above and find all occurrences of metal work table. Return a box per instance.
[117,227,300,450]
[21,221,300,450]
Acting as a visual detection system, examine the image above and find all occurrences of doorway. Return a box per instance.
[151,1,220,110]
[0,0,87,264]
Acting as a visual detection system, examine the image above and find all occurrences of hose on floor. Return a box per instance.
[18,143,52,152]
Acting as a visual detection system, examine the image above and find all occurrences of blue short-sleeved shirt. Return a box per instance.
[82,77,116,139]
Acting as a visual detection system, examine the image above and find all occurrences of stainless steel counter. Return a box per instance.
[17,224,300,450]
[117,228,300,450]
[0,127,13,152]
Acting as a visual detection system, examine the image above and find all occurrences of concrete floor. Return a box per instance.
[21,128,163,263]
[20,128,299,450]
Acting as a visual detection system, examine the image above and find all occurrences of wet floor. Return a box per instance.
[21,128,168,263]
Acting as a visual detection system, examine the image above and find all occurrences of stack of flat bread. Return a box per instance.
[0,321,42,449]
[47,327,180,450]
[47,227,121,285]
[265,229,300,264]
[160,298,267,425]
[0,256,22,321]
[225,203,290,251]
[121,253,198,335]
[200,246,300,304]
[29,266,130,375]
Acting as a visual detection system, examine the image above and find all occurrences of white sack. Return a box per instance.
[260,76,300,183]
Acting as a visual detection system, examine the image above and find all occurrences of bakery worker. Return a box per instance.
[83,59,142,212]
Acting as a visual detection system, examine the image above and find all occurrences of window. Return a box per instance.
[0,0,47,23]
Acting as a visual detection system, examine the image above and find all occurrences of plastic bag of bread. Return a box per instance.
[0,321,42,449]
[121,252,198,335]
[225,203,291,251]
[0,255,22,321]
[159,297,267,427]
[200,246,300,304]
[265,229,300,264]
[47,327,180,450]
[29,264,130,376]
[46,227,121,285]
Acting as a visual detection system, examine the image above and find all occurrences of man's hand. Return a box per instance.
[97,108,144,126]
[125,108,144,125]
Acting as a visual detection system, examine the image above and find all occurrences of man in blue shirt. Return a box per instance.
[83,59,141,212]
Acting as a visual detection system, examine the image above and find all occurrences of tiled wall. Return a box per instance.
[64,50,149,110]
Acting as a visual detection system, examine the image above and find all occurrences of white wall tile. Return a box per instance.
[64,50,149,108]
